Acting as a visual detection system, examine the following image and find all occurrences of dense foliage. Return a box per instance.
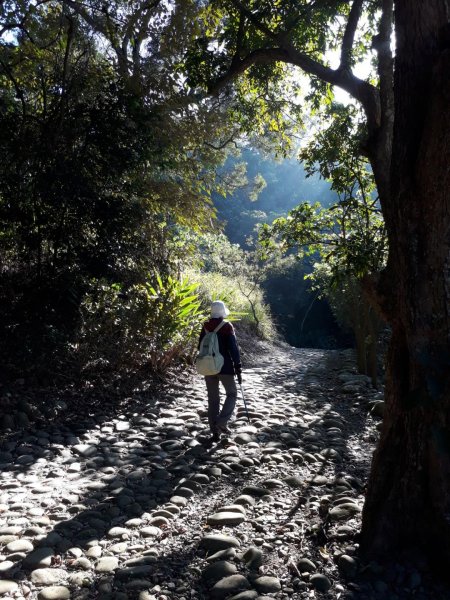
[259,104,387,380]
[0,0,245,379]
[78,276,205,377]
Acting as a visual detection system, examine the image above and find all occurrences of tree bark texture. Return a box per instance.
[360,0,450,562]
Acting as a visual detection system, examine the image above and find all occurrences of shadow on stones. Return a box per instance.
[0,348,388,599]
[0,381,265,595]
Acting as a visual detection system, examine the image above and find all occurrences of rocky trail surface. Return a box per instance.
[0,346,447,600]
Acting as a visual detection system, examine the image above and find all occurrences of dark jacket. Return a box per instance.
[198,318,241,375]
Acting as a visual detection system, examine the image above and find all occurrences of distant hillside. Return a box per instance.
[214,147,337,247]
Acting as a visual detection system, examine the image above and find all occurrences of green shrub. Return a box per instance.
[184,269,276,341]
[78,275,205,376]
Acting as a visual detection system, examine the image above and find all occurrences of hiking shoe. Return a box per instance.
[217,424,231,436]
[202,434,218,448]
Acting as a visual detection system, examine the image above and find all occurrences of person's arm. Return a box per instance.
[198,327,206,350]
[228,332,242,383]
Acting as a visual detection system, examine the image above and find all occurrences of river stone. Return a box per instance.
[309,475,328,486]
[253,576,281,593]
[162,504,180,516]
[115,421,130,431]
[262,478,284,489]
[72,445,97,458]
[31,568,67,585]
[200,535,241,553]
[95,557,119,572]
[149,516,170,528]
[44,532,64,547]
[123,578,153,591]
[207,512,246,526]
[205,467,222,478]
[220,505,246,515]
[284,475,303,488]
[0,534,19,545]
[206,548,237,562]
[0,580,18,595]
[107,527,129,538]
[116,495,134,508]
[217,462,234,474]
[37,586,71,600]
[242,547,263,570]
[0,526,22,535]
[86,546,102,558]
[370,400,385,417]
[6,539,34,552]
[202,560,237,583]
[174,486,195,498]
[337,554,358,577]
[68,572,93,587]
[334,496,358,505]
[169,496,188,506]
[110,542,128,554]
[329,503,361,521]
[0,560,14,573]
[141,526,160,538]
[303,453,318,464]
[67,463,81,473]
[210,575,251,599]
[23,547,54,568]
[234,495,256,507]
[228,592,258,600]
[241,486,270,497]
[123,556,157,567]
[115,565,154,580]
[16,454,34,465]
[152,509,175,519]
[321,447,341,459]
[235,434,254,445]
[297,558,317,573]
[71,557,92,570]
[178,478,201,491]
[192,473,210,484]
[310,574,332,592]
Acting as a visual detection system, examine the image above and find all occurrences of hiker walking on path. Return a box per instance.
[198,301,242,444]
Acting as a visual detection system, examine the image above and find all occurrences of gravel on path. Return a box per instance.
[0,346,447,599]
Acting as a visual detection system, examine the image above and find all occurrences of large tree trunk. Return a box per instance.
[360,0,450,563]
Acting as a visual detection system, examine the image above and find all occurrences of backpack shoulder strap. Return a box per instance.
[213,320,227,333]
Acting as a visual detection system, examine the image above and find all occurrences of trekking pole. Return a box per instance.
[240,383,250,422]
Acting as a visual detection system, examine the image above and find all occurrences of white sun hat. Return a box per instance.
[210,300,230,318]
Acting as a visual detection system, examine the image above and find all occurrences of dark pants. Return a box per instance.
[205,374,237,433]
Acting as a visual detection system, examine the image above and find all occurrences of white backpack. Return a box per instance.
[196,321,226,376]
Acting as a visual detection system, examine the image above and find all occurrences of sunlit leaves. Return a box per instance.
[259,100,387,284]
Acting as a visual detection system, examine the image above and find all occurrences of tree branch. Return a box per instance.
[64,0,128,77]
[229,0,279,41]
[340,0,365,71]
[210,1,381,133]
[209,45,380,134]
[204,134,239,150]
